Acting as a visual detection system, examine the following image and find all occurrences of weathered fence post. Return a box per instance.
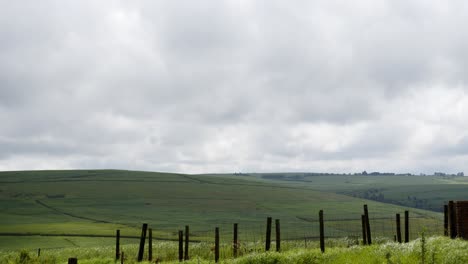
[121,252,124,264]
[265,217,272,251]
[319,210,325,253]
[233,223,238,258]
[184,225,189,260]
[454,201,468,239]
[37,248,41,257]
[449,200,457,238]
[148,228,152,261]
[364,204,372,244]
[116,229,120,260]
[275,219,281,252]
[444,204,449,236]
[361,215,367,245]
[137,223,147,262]
[68,258,78,264]
[396,213,402,243]
[215,227,220,263]
[404,210,409,243]
[178,230,183,262]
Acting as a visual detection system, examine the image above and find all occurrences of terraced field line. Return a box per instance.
[35,200,110,223]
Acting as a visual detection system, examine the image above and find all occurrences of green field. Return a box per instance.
[241,172,468,212]
[1,170,462,251]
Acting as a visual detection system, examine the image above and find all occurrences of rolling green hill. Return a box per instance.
[242,173,468,212]
[0,170,448,250]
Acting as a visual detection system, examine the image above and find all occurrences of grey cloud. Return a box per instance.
[1,1,468,174]
[0,137,89,159]
[431,136,468,157]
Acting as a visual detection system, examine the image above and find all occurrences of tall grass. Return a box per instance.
[1,236,467,264]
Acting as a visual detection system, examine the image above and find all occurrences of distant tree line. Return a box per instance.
[356,171,464,177]
[348,188,386,202]
[347,189,440,212]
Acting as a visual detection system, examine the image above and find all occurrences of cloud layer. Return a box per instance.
[1,1,468,174]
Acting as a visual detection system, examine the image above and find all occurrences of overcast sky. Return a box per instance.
[1,1,468,174]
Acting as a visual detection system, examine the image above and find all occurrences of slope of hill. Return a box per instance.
[0,170,443,250]
[238,173,468,212]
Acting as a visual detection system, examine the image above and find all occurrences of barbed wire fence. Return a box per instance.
[15,207,445,263]
[115,211,443,261]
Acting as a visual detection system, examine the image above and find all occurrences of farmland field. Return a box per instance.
[246,172,468,212]
[1,170,461,252]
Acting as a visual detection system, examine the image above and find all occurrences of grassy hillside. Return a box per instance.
[0,170,444,250]
[239,173,468,212]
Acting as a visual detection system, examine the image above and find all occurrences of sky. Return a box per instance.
[1,1,468,174]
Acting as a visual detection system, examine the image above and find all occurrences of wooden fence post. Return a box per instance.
[215,227,220,263]
[121,252,124,264]
[178,230,183,262]
[137,223,147,262]
[116,229,120,260]
[364,204,372,245]
[275,219,281,252]
[319,210,325,253]
[361,215,367,245]
[396,213,402,243]
[233,223,238,258]
[37,248,40,257]
[265,217,272,251]
[148,228,152,261]
[184,225,189,260]
[444,205,449,236]
[404,210,409,243]
[449,200,457,238]
[68,258,78,264]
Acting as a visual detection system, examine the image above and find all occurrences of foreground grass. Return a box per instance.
[1,236,467,264]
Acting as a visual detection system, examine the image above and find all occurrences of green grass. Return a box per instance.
[246,173,468,212]
[1,236,467,263]
[0,170,447,250]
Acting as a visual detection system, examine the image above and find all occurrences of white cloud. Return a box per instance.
[1,1,468,174]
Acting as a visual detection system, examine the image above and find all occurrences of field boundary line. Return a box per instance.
[35,200,111,223]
